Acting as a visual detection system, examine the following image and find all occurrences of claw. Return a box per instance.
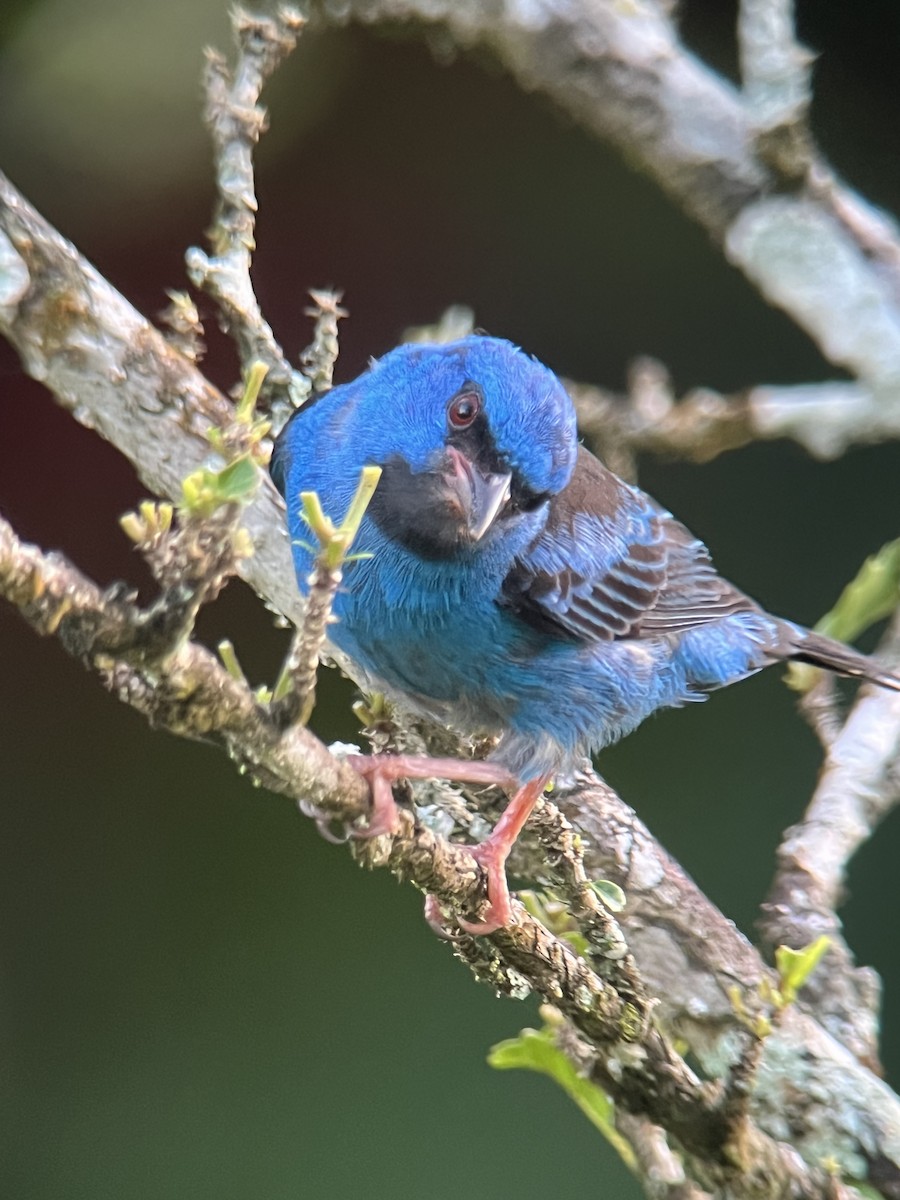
[451,837,515,934]
[345,754,403,838]
[423,895,466,940]
[315,816,352,845]
[297,798,352,843]
[422,840,516,936]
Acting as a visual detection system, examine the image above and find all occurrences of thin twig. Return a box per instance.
[528,797,649,1014]
[614,1110,713,1200]
[760,614,900,1068]
[185,7,306,402]
[299,288,348,398]
[571,369,900,467]
[738,0,814,132]
[159,289,205,363]
[271,467,381,727]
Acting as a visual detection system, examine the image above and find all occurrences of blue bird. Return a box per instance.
[271,335,900,933]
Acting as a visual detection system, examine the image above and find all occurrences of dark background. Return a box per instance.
[1,2,899,1197]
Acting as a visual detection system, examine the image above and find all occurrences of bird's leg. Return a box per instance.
[346,754,547,935]
[346,754,518,839]
[451,775,549,936]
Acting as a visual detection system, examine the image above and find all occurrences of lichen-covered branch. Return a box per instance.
[553,773,900,1194]
[3,509,860,1200]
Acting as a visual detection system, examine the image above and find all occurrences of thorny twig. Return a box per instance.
[299,288,348,399]
[186,6,305,406]
[270,467,381,728]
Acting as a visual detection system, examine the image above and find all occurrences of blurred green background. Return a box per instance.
[2,2,900,1197]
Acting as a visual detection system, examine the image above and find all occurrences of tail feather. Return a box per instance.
[783,627,900,692]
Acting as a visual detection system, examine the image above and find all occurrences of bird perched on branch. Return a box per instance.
[271,335,899,934]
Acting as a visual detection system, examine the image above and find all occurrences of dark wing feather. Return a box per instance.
[502,446,757,644]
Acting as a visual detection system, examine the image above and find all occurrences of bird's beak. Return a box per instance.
[467,468,513,540]
[445,446,512,541]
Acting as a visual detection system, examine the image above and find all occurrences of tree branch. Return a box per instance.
[321,0,900,445]
[0,169,303,631]
[6,509,861,1199]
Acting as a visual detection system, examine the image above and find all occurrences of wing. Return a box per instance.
[501,446,758,644]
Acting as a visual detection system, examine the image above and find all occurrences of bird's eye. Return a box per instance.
[448,392,480,428]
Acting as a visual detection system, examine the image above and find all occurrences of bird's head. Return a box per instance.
[272,335,578,560]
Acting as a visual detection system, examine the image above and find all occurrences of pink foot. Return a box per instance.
[330,753,549,936]
[423,775,549,936]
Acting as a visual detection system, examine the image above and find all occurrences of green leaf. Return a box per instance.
[589,879,627,913]
[788,537,900,691]
[775,935,830,1007]
[561,930,590,957]
[214,455,259,501]
[489,1027,635,1169]
[179,455,260,516]
[818,538,900,643]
